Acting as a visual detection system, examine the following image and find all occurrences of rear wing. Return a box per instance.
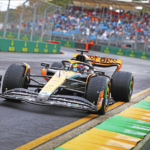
[72,53,122,71]
[87,55,122,71]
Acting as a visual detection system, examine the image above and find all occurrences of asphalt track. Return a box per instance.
[0,47,150,150]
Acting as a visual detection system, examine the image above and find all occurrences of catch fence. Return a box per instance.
[1,0,150,51]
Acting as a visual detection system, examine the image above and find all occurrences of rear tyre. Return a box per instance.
[51,62,63,68]
[111,71,134,102]
[86,76,110,115]
[2,64,26,102]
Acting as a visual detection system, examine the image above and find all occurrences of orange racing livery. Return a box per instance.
[0,49,133,115]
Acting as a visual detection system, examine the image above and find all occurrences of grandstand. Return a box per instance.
[1,0,150,51]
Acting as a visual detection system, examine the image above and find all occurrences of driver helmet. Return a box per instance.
[71,64,85,73]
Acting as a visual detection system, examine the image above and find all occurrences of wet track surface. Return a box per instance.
[0,47,150,150]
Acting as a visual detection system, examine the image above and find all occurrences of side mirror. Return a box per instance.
[96,71,105,75]
[41,63,50,68]
[0,75,2,89]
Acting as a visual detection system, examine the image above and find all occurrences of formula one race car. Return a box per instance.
[0,50,134,115]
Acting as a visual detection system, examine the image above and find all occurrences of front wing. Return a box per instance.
[0,88,97,112]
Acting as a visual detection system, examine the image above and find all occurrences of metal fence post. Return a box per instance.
[135,24,138,50]
[102,2,105,19]
[49,8,57,41]
[75,26,78,42]
[117,5,119,20]
[109,5,112,21]
[108,25,111,46]
[30,1,44,41]
[146,38,148,51]
[18,0,29,40]
[121,25,125,48]
[41,5,53,42]
[3,0,10,38]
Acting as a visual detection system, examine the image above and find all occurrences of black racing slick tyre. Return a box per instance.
[51,62,63,68]
[111,71,134,102]
[86,76,110,115]
[2,64,26,101]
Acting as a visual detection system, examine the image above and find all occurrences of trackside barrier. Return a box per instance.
[0,31,75,48]
[52,39,75,48]
[101,46,150,60]
[0,38,60,54]
[89,45,101,51]
[0,31,3,37]
[75,42,86,49]
[47,41,60,44]
[1,30,149,59]
[6,32,18,39]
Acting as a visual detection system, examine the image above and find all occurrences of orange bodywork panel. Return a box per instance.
[23,62,31,75]
[73,53,79,59]
[42,76,66,93]
[41,69,49,82]
[41,71,76,94]
[86,73,96,84]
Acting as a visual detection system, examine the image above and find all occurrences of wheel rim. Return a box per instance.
[128,77,133,101]
[104,84,110,113]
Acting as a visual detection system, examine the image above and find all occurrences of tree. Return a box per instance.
[29,0,40,9]
[47,0,73,10]
[0,11,4,23]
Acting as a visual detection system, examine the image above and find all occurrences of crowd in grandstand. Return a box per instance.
[5,6,150,44]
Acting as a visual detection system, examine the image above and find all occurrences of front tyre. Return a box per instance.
[2,64,26,101]
[51,62,63,68]
[111,71,134,102]
[86,76,110,115]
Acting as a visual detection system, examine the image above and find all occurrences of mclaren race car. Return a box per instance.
[0,50,134,115]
